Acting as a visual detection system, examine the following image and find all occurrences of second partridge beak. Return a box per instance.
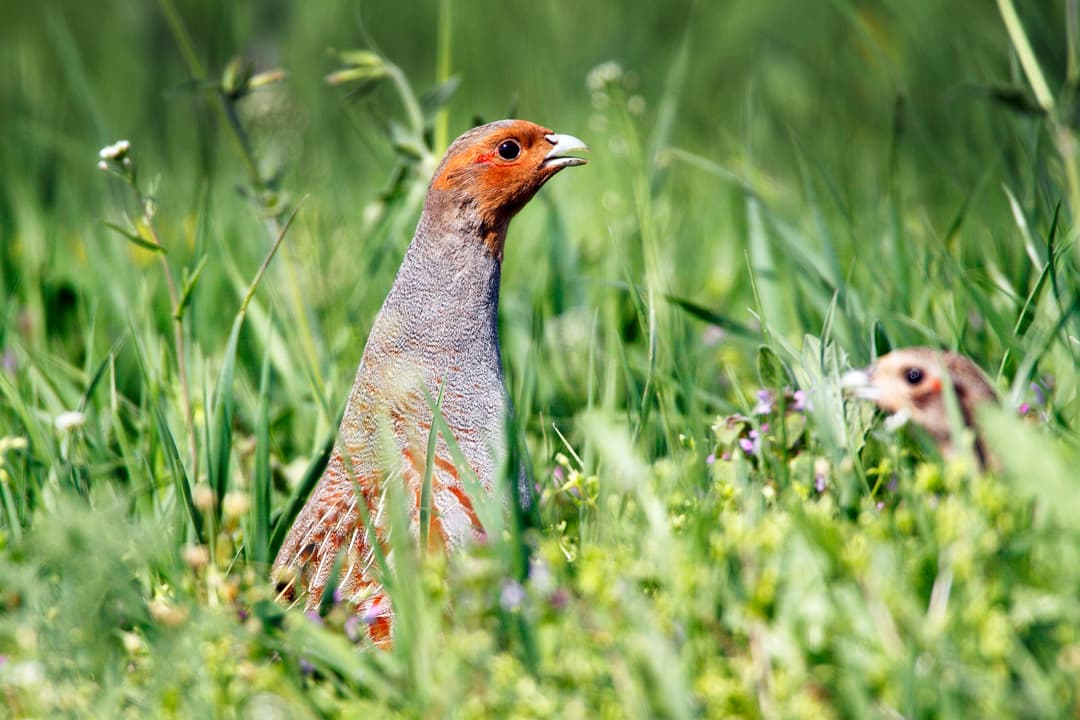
[840,367,880,401]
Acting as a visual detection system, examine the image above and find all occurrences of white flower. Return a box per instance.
[586,61,623,92]
[98,139,131,160]
[6,660,44,686]
[223,491,250,519]
[97,160,108,171]
[182,544,210,570]
[193,484,215,511]
[54,411,86,432]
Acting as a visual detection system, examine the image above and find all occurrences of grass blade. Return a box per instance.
[251,314,273,566]
[269,429,335,559]
[153,405,202,541]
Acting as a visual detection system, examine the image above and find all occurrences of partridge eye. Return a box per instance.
[497,139,521,160]
[905,367,924,385]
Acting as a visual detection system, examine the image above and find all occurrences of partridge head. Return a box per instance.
[272,120,587,643]
[843,347,997,467]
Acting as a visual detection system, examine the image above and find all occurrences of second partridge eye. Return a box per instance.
[497,140,521,160]
[905,367,924,385]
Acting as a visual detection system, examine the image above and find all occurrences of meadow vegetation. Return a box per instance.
[1,1,1078,717]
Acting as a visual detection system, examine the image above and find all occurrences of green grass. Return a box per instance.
[2,0,1079,717]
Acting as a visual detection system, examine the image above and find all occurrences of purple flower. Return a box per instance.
[344,615,361,642]
[500,580,526,611]
[528,559,553,593]
[1019,403,1031,416]
[299,657,315,675]
[721,452,731,462]
[363,597,391,626]
[752,390,774,416]
[792,389,808,412]
[236,608,249,622]
[550,588,569,610]
[705,453,716,465]
[814,475,826,493]
[1030,382,1046,407]
[876,501,885,511]
[702,325,726,347]
[305,610,323,626]
[1,349,14,376]
[553,466,565,484]
[739,429,761,456]
[887,477,898,492]
[332,586,344,604]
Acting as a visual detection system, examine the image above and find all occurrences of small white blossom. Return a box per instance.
[193,484,215,512]
[6,660,44,687]
[97,160,109,171]
[223,491,250,519]
[54,411,86,432]
[586,61,623,92]
[500,580,526,611]
[98,139,131,161]
[182,544,210,570]
[120,631,144,655]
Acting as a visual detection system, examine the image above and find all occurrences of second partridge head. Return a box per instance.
[843,347,997,466]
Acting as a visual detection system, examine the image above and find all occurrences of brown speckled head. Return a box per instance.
[428,119,588,258]
[843,347,997,464]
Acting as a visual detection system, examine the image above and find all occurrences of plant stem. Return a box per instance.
[434,0,452,153]
[134,184,199,485]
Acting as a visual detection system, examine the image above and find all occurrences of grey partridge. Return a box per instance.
[843,347,997,467]
[272,120,588,643]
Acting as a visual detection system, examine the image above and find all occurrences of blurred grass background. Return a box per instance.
[1,0,1079,717]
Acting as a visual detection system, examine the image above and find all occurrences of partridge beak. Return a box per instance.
[841,366,880,401]
[543,133,589,169]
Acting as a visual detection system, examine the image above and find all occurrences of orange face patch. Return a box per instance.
[431,121,553,192]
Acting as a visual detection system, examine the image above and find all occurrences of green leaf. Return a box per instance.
[325,66,388,86]
[419,75,461,119]
[756,344,792,389]
[102,220,166,254]
[996,0,1055,111]
[174,254,208,320]
[967,83,1047,117]
[154,405,202,542]
[980,406,1080,523]
[209,315,241,523]
[663,294,758,342]
[418,383,444,555]
[335,49,385,68]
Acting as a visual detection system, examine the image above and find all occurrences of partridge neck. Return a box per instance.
[381,204,504,353]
